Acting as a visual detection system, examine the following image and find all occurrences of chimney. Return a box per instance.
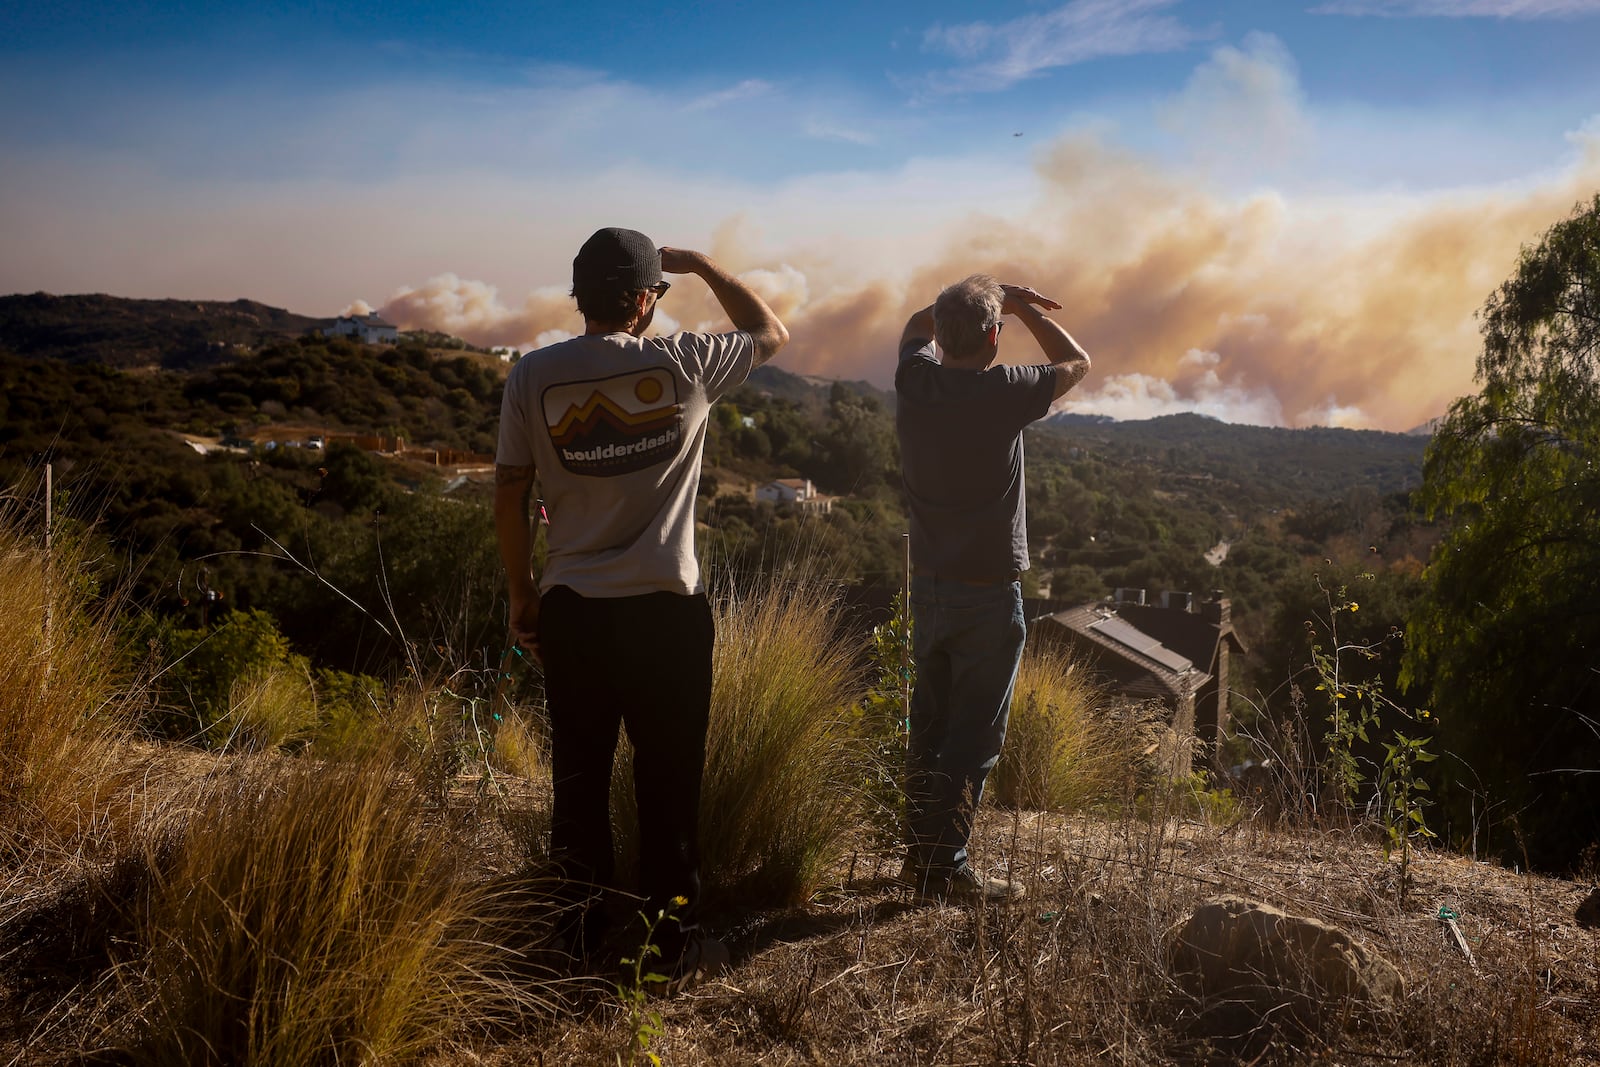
[1202,589,1230,627]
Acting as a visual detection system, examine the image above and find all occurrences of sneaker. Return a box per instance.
[899,855,943,899]
[919,865,1027,905]
[646,936,730,996]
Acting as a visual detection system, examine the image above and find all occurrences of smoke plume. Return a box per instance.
[375,134,1600,430]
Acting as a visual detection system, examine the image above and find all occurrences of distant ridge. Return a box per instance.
[745,364,894,409]
[1038,410,1428,498]
[0,292,329,368]
[1047,409,1431,441]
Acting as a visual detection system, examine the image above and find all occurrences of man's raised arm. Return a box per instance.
[659,247,789,365]
[1002,284,1090,400]
[900,304,936,357]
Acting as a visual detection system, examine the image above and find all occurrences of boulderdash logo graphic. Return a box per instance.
[542,368,683,477]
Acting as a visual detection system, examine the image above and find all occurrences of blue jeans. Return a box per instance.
[906,576,1026,875]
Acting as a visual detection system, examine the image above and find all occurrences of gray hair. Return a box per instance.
[933,274,1004,359]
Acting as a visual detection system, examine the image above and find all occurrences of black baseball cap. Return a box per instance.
[573,227,662,293]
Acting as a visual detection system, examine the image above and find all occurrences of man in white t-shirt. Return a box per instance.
[495,227,788,987]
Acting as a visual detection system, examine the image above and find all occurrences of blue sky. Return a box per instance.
[3,1,1599,427]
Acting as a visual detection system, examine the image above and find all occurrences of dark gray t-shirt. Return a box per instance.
[894,338,1056,578]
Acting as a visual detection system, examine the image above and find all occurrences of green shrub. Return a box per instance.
[845,592,913,851]
[142,607,307,745]
[214,662,318,752]
[305,667,388,756]
[1139,770,1242,825]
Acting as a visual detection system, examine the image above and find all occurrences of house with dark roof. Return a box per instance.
[1032,589,1245,773]
[324,311,399,344]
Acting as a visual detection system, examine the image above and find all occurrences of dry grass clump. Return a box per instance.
[990,644,1127,812]
[698,570,868,904]
[606,569,869,907]
[212,661,319,752]
[103,742,552,1066]
[0,503,133,862]
[487,703,547,780]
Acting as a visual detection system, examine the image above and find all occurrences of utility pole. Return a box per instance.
[42,462,53,684]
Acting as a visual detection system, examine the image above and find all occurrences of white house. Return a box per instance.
[324,312,399,344]
[755,478,833,514]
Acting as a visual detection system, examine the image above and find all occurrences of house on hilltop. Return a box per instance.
[756,477,833,514]
[1034,589,1244,773]
[324,312,399,345]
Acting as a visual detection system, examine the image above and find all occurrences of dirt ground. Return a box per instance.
[444,796,1600,1066]
[3,762,1596,1066]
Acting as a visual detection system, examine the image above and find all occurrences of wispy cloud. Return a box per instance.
[920,0,1206,93]
[803,118,876,145]
[1311,0,1600,17]
[683,78,773,112]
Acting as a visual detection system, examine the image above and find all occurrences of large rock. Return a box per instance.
[1164,895,1403,1042]
[1578,885,1600,929]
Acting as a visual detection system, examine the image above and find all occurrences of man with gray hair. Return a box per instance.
[894,273,1090,903]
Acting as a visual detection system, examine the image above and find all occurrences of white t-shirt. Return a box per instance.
[497,330,755,597]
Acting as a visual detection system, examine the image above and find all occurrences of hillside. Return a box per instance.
[6,292,1596,904]
[1,510,1594,1066]
[0,291,1438,674]
[0,292,329,368]
[1044,410,1427,504]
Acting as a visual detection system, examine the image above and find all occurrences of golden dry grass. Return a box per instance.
[0,503,136,865]
[1,509,1594,1066]
[608,568,870,907]
[104,743,554,1066]
[991,644,1129,813]
[698,572,869,904]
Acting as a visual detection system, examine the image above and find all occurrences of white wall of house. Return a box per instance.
[756,479,814,505]
[324,314,397,344]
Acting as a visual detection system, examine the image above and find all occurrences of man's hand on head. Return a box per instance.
[659,245,789,364]
[659,247,706,275]
[1000,285,1063,316]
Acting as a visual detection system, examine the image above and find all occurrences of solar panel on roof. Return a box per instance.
[1089,616,1194,674]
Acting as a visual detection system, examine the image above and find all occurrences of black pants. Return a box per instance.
[538,585,714,961]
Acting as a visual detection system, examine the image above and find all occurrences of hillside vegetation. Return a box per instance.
[4,236,1596,880]
[0,504,1593,1066]
[0,295,1428,669]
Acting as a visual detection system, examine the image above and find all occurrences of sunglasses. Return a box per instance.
[649,281,672,297]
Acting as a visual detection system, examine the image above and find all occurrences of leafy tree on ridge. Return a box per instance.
[1404,194,1600,871]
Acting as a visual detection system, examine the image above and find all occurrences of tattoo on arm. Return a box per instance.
[494,464,534,487]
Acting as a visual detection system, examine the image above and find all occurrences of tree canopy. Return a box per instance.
[1405,193,1600,871]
